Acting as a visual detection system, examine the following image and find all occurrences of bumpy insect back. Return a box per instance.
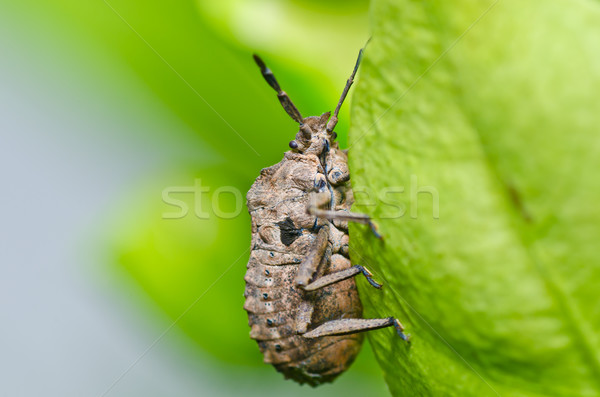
[244,50,409,386]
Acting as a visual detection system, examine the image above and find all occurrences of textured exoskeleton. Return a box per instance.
[244,51,409,386]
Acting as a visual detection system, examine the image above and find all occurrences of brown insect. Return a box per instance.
[244,50,409,386]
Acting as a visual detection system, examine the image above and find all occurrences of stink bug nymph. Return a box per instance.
[244,50,409,386]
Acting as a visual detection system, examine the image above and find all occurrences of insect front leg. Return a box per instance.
[303,317,410,342]
[307,192,382,239]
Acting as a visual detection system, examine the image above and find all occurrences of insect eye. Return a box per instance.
[289,140,298,149]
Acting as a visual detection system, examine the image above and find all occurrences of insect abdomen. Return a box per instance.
[244,149,369,386]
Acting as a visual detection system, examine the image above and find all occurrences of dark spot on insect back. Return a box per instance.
[267,319,274,326]
[275,217,303,246]
[263,293,269,300]
[275,344,282,352]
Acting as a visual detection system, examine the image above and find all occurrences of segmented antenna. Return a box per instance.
[253,55,305,125]
[326,48,363,133]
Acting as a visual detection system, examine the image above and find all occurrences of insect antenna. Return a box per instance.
[326,48,363,134]
[253,54,312,138]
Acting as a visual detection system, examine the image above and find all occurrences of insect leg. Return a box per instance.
[306,192,382,239]
[308,206,382,240]
[326,48,363,133]
[253,55,312,137]
[303,265,382,291]
[295,224,330,288]
[303,317,410,342]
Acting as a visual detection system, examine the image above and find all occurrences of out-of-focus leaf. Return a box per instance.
[97,0,323,176]
[112,167,257,364]
[349,0,600,396]
[196,0,370,130]
[9,0,344,177]
[195,0,371,146]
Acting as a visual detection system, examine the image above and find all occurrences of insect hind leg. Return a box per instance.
[303,317,410,342]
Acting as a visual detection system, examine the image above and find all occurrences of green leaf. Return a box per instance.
[349,0,600,396]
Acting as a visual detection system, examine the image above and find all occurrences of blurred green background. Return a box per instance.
[0,0,393,396]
